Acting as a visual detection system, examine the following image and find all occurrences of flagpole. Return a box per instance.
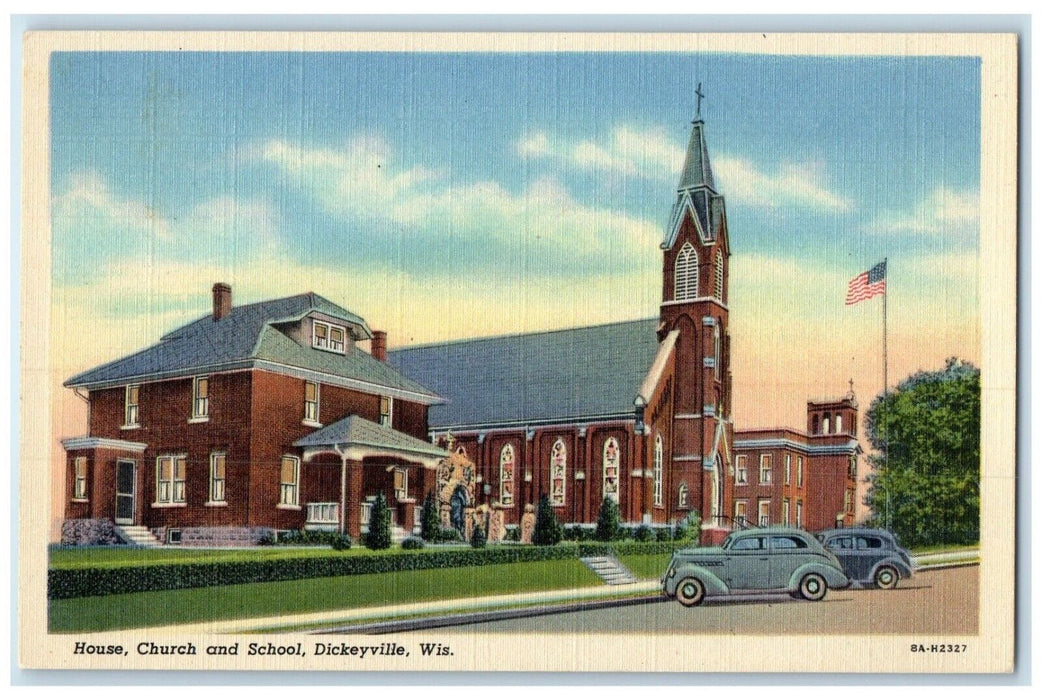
[883,257,891,531]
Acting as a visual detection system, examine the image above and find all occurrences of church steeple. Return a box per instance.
[677,118,717,194]
[664,86,725,250]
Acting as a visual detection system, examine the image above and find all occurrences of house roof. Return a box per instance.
[388,318,661,431]
[65,292,442,403]
[294,414,448,465]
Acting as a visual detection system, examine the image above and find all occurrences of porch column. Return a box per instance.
[345,459,364,540]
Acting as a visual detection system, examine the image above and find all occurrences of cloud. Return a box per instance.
[866,187,979,237]
[517,126,851,211]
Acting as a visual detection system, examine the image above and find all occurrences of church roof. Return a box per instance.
[387,318,661,431]
[677,119,717,194]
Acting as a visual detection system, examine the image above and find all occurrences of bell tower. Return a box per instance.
[658,87,733,541]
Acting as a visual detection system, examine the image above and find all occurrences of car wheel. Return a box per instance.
[675,577,706,607]
[874,565,900,590]
[799,573,828,601]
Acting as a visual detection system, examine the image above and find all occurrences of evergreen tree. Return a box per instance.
[864,358,980,548]
[470,523,487,549]
[595,497,621,541]
[532,494,563,546]
[420,489,441,542]
[364,493,392,550]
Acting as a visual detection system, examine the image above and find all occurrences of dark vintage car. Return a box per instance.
[661,527,849,607]
[817,528,914,589]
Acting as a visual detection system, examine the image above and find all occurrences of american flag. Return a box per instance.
[845,261,887,305]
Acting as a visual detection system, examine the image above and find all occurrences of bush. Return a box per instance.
[435,528,463,543]
[420,490,441,542]
[634,525,654,542]
[532,495,563,546]
[595,497,621,541]
[331,534,352,551]
[364,494,392,550]
[470,524,487,549]
[656,528,672,542]
[401,537,425,550]
[257,531,276,546]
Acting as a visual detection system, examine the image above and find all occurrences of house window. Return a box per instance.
[835,414,843,433]
[652,434,664,507]
[304,381,320,424]
[735,455,748,485]
[550,439,567,506]
[734,500,747,527]
[759,454,772,484]
[73,457,88,500]
[782,498,791,525]
[758,499,771,527]
[784,454,791,485]
[380,396,393,427]
[797,456,804,487]
[678,482,689,508]
[312,320,347,353]
[394,468,408,501]
[280,456,300,506]
[124,385,140,427]
[796,500,804,528]
[499,444,516,506]
[156,455,186,504]
[714,250,725,301]
[209,453,226,503]
[192,377,209,419]
[602,437,620,503]
[674,242,699,301]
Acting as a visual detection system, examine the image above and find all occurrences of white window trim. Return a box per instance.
[714,250,725,301]
[797,456,804,487]
[279,455,300,507]
[796,501,804,528]
[784,453,791,485]
[734,500,748,524]
[735,455,748,485]
[312,320,347,354]
[758,499,771,527]
[677,482,689,508]
[303,381,322,427]
[652,434,664,507]
[191,376,210,421]
[393,467,409,501]
[208,452,227,505]
[72,456,89,501]
[759,454,772,485]
[122,385,140,429]
[154,454,187,506]
[674,242,699,301]
[380,395,394,427]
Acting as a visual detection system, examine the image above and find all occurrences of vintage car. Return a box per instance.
[661,527,849,607]
[817,528,914,589]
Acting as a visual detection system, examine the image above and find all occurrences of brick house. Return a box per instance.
[62,286,448,545]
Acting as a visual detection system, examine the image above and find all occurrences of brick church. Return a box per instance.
[61,108,859,546]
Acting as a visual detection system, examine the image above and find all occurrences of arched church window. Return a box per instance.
[550,439,567,506]
[713,322,721,380]
[602,437,620,504]
[822,413,831,434]
[674,243,699,301]
[835,414,843,434]
[653,435,664,507]
[499,444,515,506]
[714,250,724,301]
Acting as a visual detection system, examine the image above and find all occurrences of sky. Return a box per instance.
[49,50,981,459]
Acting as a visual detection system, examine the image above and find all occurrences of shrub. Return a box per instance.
[656,528,672,542]
[595,497,621,541]
[401,537,425,550]
[634,525,654,542]
[532,495,563,546]
[435,528,463,543]
[257,531,276,546]
[470,524,487,549]
[420,490,441,542]
[364,494,392,550]
[331,534,352,551]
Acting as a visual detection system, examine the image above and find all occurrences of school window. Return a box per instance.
[73,457,88,500]
[393,468,408,501]
[304,381,320,423]
[782,498,790,525]
[156,455,186,504]
[735,455,748,484]
[796,500,804,528]
[758,499,771,527]
[734,500,747,526]
[499,444,516,506]
[380,396,393,427]
[652,435,664,507]
[674,242,699,301]
[784,454,791,485]
[797,456,804,487]
[759,454,772,484]
[192,377,209,419]
[124,385,140,427]
[209,453,226,503]
[313,320,347,353]
[550,439,567,506]
[280,456,300,507]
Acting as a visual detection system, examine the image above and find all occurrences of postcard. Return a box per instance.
[19,30,1017,673]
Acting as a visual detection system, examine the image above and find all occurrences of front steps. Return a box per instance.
[117,525,162,548]
[580,554,638,585]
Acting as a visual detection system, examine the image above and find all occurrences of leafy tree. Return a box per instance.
[532,494,563,546]
[864,358,980,548]
[364,493,392,550]
[595,497,621,541]
[420,490,441,542]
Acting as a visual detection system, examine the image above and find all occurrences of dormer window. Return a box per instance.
[313,320,347,353]
[191,376,209,420]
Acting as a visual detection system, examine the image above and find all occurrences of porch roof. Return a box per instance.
[293,414,449,467]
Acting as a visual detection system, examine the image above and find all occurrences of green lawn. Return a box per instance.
[48,559,601,633]
[909,542,980,556]
[48,545,469,570]
[617,553,672,579]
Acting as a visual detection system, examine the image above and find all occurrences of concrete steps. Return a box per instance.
[117,524,162,548]
[580,555,638,585]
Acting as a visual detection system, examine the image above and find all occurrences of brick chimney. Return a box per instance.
[212,283,232,321]
[371,330,387,362]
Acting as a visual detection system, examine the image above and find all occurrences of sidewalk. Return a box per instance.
[144,579,663,635]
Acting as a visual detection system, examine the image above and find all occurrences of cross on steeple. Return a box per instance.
[694,82,705,121]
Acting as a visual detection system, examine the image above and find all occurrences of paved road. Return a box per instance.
[448,565,978,635]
